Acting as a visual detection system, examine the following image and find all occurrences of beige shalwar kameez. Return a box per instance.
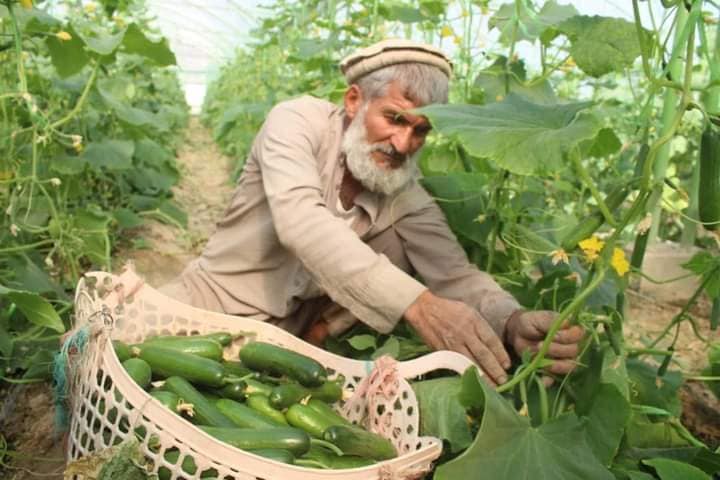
[163,96,520,339]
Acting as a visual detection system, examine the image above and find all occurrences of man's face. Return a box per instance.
[342,81,432,196]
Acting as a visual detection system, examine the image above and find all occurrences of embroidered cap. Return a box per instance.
[340,39,452,84]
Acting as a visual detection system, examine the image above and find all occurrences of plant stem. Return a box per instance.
[49,63,98,130]
[7,3,27,93]
[0,239,55,254]
[572,148,616,227]
[647,5,692,243]
[498,267,608,393]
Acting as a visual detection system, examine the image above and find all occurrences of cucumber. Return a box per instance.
[138,345,225,387]
[297,445,375,469]
[149,390,180,411]
[323,425,397,460]
[239,341,327,387]
[113,340,132,362]
[247,449,295,464]
[561,183,632,251]
[135,338,224,361]
[148,332,235,347]
[285,403,339,439]
[209,382,246,402]
[122,358,152,390]
[200,426,311,456]
[243,379,273,396]
[699,124,720,230]
[163,376,235,428]
[216,399,281,429]
[222,360,257,379]
[246,394,288,425]
[269,383,310,409]
[306,399,351,426]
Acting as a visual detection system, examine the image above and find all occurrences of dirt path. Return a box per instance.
[1,117,234,480]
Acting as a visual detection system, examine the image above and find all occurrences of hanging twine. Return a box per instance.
[341,355,400,438]
[52,324,90,431]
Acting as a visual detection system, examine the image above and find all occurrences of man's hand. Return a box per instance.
[504,310,584,375]
[404,290,511,385]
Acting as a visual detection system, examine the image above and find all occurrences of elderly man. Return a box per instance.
[163,40,582,386]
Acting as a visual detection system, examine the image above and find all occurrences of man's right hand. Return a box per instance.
[404,290,512,385]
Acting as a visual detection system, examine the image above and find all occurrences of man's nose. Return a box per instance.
[391,128,414,155]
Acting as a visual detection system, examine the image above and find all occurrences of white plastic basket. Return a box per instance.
[65,266,475,480]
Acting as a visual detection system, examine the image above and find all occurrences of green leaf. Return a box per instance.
[97,82,168,130]
[0,286,64,333]
[578,383,632,465]
[7,256,67,298]
[419,95,601,176]
[626,416,691,449]
[643,458,711,480]
[122,23,176,65]
[412,376,473,453]
[346,334,377,351]
[73,208,111,266]
[420,173,491,245]
[558,16,647,77]
[371,336,400,360]
[386,5,426,23]
[627,359,682,417]
[435,368,615,480]
[113,208,144,229]
[46,25,89,78]
[682,252,720,298]
[473,56,556,105]
[582,127,623,158]
[82,140,135,171]
[78,28,126,56]
[157,200,188,228]
[489,1,578,44]
[50,154,88,175]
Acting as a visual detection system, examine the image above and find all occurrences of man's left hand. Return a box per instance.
[504,310,584,375]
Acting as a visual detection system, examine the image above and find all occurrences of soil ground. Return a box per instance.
[1,118,718,478]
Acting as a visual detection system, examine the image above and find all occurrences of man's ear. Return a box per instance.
[344,84,363,120]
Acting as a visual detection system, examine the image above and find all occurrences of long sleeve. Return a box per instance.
[392,196,521,337]
[254,101,427,333]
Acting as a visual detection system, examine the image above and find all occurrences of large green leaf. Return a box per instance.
[82,140,135,171]
[0,285,64,333]
[643,458,711,480]
[73,207,112,266]
[97,82,168,130]
[122,23,176,66]
[682,252,720,298]
[419,95,601,175]
[579,383,632,465]
[420,173,491,245]
[473,56,556,105]
[50,154,88,175]
[558,16,647,77]
[412,376,473,453]
[489,0,578,44]
[435,368,614,480]
[46,25,89,78]
[77,28,125,56]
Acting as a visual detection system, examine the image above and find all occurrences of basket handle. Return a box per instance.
[397,350,476,378]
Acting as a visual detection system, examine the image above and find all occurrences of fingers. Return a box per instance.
[553,325,584,344]
[464,335,508,385]
[546,359,577,375]
[529,341,579,359]
[475,320,512,370]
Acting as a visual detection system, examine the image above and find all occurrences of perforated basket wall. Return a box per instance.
[65,268,474,480]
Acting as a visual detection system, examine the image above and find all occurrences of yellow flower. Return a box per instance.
[611,247,630,276]
[578,235,604,263]
[453,35,463,46]
[56,31,72,41]
[84,2,97,13]
[549,249,569,266]
[440,25,454,38]
[20,0,32,9]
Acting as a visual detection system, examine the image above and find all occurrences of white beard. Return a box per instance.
[341,106,419,196]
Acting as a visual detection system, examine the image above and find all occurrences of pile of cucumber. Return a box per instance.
[112,333,398,473]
